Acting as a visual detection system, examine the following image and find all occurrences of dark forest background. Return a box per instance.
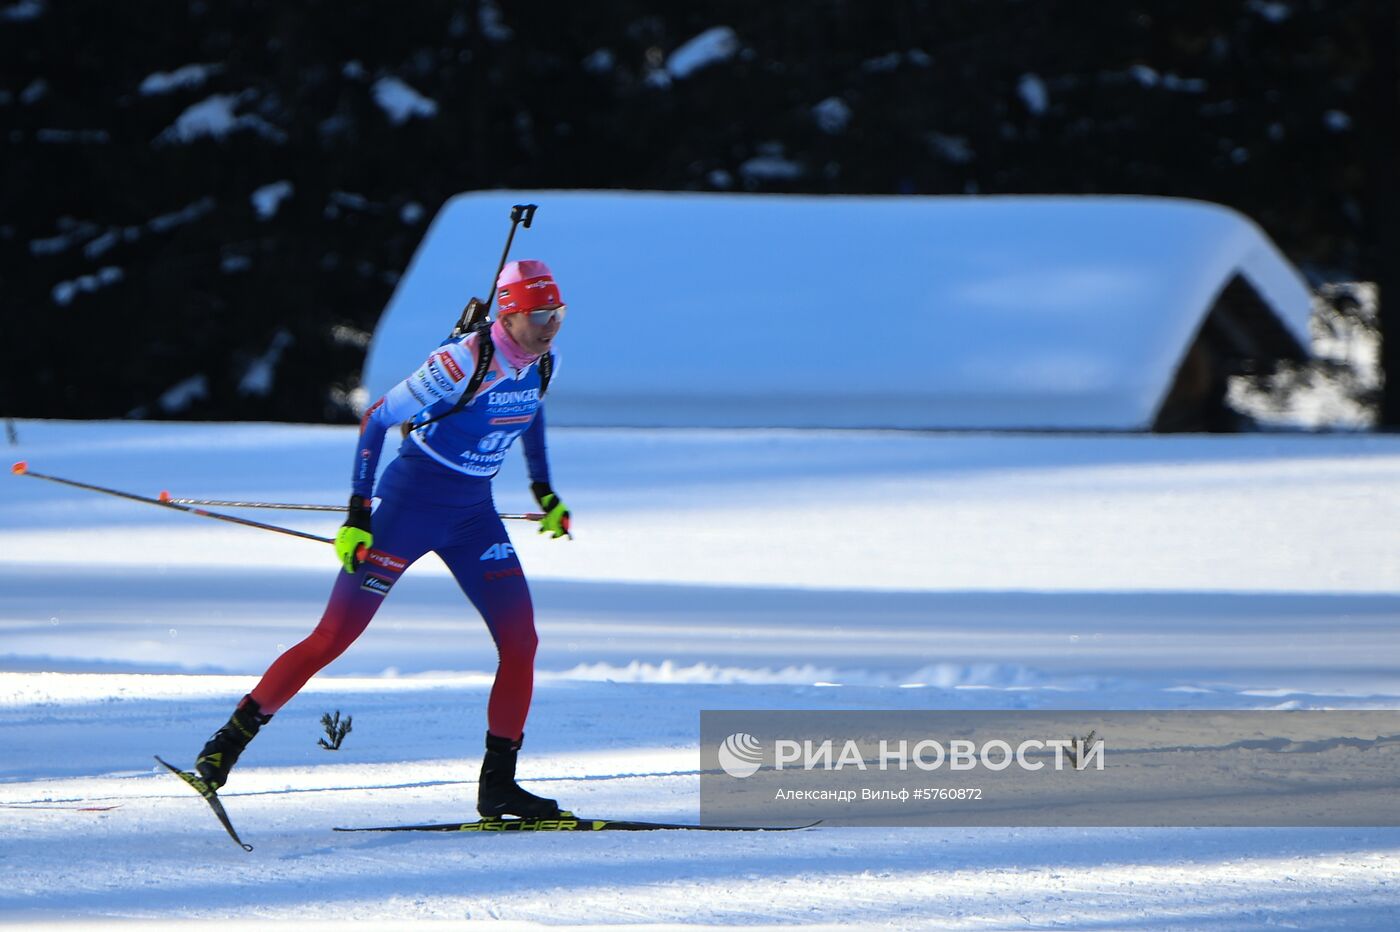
[2,0,1396,425]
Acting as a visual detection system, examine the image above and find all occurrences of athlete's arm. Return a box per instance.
[520,405,551,488]
[522,406,570,538]
[350,336,480,499]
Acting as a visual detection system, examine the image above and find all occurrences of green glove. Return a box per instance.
[335,495,373,573]
[531,481,572,540]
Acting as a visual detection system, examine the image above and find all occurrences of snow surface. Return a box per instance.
[50,265,122,306]
[666,27,740,79]
[0,0,44,22]
[36,202,210,281]
[1018,74,1049,115]
[138,64,221,96]
[19,78,47,105]
[739,147,804,182]
[154,374,209,414]
[250,180,294,221]
[2,419,1398,926]
[147,197,215,233]
[371,76,438,125]
[156,94,284,145]
[811,97,852,134]
[1229,282,1379,430]
[364,192,1312,430]
[238,330,294,397]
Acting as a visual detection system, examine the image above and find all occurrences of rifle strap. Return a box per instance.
[405,327,496,434]
[538,348,553,398]
[404,328,553,435]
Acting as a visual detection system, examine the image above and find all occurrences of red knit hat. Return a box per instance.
[496,259,563,316]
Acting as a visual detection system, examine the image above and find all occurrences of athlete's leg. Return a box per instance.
[196,501,431,790]
[438,512,537,741]
[439,510,558,817]
[249,498,432,714]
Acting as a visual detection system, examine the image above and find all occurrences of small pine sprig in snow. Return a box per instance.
[318,710,353,750]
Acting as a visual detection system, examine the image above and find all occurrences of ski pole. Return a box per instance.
[155,493,544,521]
[10,464,545,524]
[158,495,346,512]
[12,462,335,546]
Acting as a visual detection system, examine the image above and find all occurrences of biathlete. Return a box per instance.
[190,259,572,819]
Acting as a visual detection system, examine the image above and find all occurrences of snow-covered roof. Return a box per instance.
[364,192,1312,430]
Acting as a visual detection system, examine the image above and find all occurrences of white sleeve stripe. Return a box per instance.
[379,336,482,421]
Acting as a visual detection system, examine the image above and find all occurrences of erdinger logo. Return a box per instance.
[717,733,764,778]
[488,389,540,406]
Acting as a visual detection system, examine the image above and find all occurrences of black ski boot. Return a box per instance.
[195,694,272,791]
[477,732,561,819]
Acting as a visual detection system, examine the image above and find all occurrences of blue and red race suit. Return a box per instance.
[249,321,557,740]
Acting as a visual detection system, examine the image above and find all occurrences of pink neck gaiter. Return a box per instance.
[491,317,539,370]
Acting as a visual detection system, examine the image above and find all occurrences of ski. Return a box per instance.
[153,755,254,852]
[333,813,820,834]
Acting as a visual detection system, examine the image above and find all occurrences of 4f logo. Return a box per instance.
[480,542,515,561]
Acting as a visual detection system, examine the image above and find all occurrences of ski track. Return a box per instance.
[2,420,1399,927]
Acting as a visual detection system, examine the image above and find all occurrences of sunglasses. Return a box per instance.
[526,306,567,325]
